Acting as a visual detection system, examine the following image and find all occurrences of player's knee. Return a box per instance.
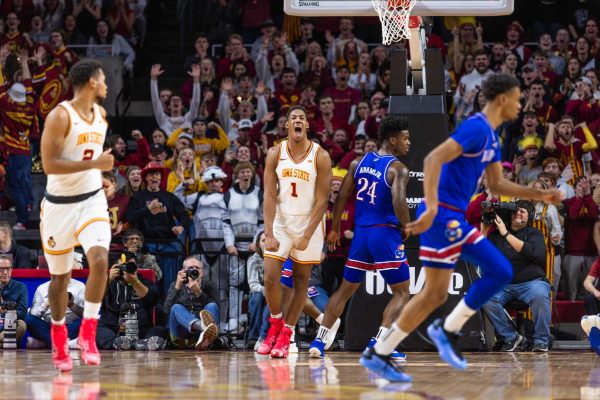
[427,290,449,307]
[86,247,108,269]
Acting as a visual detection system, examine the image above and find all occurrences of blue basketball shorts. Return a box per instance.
[343,225,409,285]
[416,202,484,269]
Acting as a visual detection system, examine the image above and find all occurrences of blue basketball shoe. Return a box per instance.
[367,337,407,362]
[309,338,325,358]
[590,327,600,356]
[359,347,412,382]
[426,318,467,370]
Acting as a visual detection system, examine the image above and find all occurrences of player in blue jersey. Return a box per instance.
[308,115,412,359]
[360,74,563,382]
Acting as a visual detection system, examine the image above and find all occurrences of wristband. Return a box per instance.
[502,231,510,239]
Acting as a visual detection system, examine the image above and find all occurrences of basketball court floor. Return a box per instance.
[1,350,599,399]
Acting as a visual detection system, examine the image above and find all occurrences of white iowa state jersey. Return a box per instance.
[46,101,108,196]
[275,140,320,216]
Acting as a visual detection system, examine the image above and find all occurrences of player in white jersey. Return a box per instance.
[40,60,114,372]
[258,105,332,358]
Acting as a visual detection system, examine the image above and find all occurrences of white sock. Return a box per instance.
[443,299,476,334]
[375,326,388,340]
[83,301,101,319]
[374,323,408,356]
[316,313,324,325]
[271,312,283,319]
[285,324,295,331]
[316,325,329,341]
[51,318,65,325]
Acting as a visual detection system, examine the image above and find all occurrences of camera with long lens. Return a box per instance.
[186,268,200,281]
[481,201,518,225]
[0,301,17,311]
[118,251,138,282]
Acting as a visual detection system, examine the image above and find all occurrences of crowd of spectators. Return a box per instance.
[3,0,600,350]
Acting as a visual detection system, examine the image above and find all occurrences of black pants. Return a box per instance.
[96,320,169,350]
[322,257,346,295]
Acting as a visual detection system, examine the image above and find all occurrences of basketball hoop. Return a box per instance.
[372,0,420,45]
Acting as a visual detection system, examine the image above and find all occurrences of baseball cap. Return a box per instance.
[501,161,514,171]
[578,76,593,86]
[238,119,253,130]
[522,63,537,72]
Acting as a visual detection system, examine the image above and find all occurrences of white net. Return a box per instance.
[372,0,418,45]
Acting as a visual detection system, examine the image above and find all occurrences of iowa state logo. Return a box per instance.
[47,236,56,248]
[444,220,462,242]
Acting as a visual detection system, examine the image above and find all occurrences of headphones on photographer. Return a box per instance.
[516,200,536,225]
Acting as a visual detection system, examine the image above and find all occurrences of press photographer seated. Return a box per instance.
[481,200,551,352]
[164,256,219,351]
[121,229,163,282]
[97,252,167,351]
[0,254,27,347]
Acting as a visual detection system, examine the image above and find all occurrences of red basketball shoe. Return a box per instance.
[270,325,293,358]
[51,324,73,372]
[256,317,284,355]
[78,318,101,366]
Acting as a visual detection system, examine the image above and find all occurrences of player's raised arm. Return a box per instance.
[41,106,114,175]
[389,160,411,231]
[294,147,332,251]
[485,161,563,204]
[327,159,358,250]
[263,145,280,251]
[406,138,463,235]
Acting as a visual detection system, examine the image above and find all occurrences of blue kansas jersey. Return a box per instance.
[353,152,399,227]
[438,113,501,211]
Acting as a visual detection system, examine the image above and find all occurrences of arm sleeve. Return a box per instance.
[150,80,168,128]
[255,93,268,122]
[134,137,150,167]
[284,47,299,75]
[246,257,264,294]
[166,127,184,149]
[163,282,179,315]
[547,205,563,242]
[221,195,236,248]
[17,284,28,320]
[125,194,150,226]
[218,91,232,134]
[185,82,201,124]
[211,126,231,154]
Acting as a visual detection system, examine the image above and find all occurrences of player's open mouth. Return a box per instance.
[294,126,302,133]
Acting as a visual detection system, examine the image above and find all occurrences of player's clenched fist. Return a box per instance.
[265,235,280,252]
[94,149,114,171]
[292,236,310,251]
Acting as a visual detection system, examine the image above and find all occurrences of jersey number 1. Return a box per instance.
[291,182,298,197]
[356,178,377,204]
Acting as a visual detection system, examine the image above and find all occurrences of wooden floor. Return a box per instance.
[1,350,600,399]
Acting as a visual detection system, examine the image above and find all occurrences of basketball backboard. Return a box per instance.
[284,0,514,17]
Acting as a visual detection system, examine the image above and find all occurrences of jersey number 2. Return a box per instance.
[356,178,377,204]
[291,182,298,197]
[82,149,94,160]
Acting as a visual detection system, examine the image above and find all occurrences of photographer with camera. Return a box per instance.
[121,229,162,282]
[96,252,167,351]
[0,255,27,347]
[25,254,85,349]
[482,200,551,352]
[164,255,219,351]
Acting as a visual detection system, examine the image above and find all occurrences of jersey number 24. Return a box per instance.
[356,178,377,204]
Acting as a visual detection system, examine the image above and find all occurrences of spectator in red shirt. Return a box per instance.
[0,49,34,230]
[299,83,319,122]
[339,135,366,170]
[216,34,256,81]
[566,77,600,124]
[323,65,361,124]
[522,80,559,125]
[102,171,129,244]
[310,95,352,139]
[105,130,151,178]
[108,0,134,41]
[0,13,32,54]
[364,96,389,140]
[274,68,301,115]
[583,257,600,314]
[49,29,79,76]
[563,176,599,300]
[300,55,334,95]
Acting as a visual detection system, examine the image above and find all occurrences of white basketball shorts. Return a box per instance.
[264,213,325,265]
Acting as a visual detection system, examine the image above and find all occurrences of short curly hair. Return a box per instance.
[68,59,103,90]
[482,74,520,101]
[379,115,409,142]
